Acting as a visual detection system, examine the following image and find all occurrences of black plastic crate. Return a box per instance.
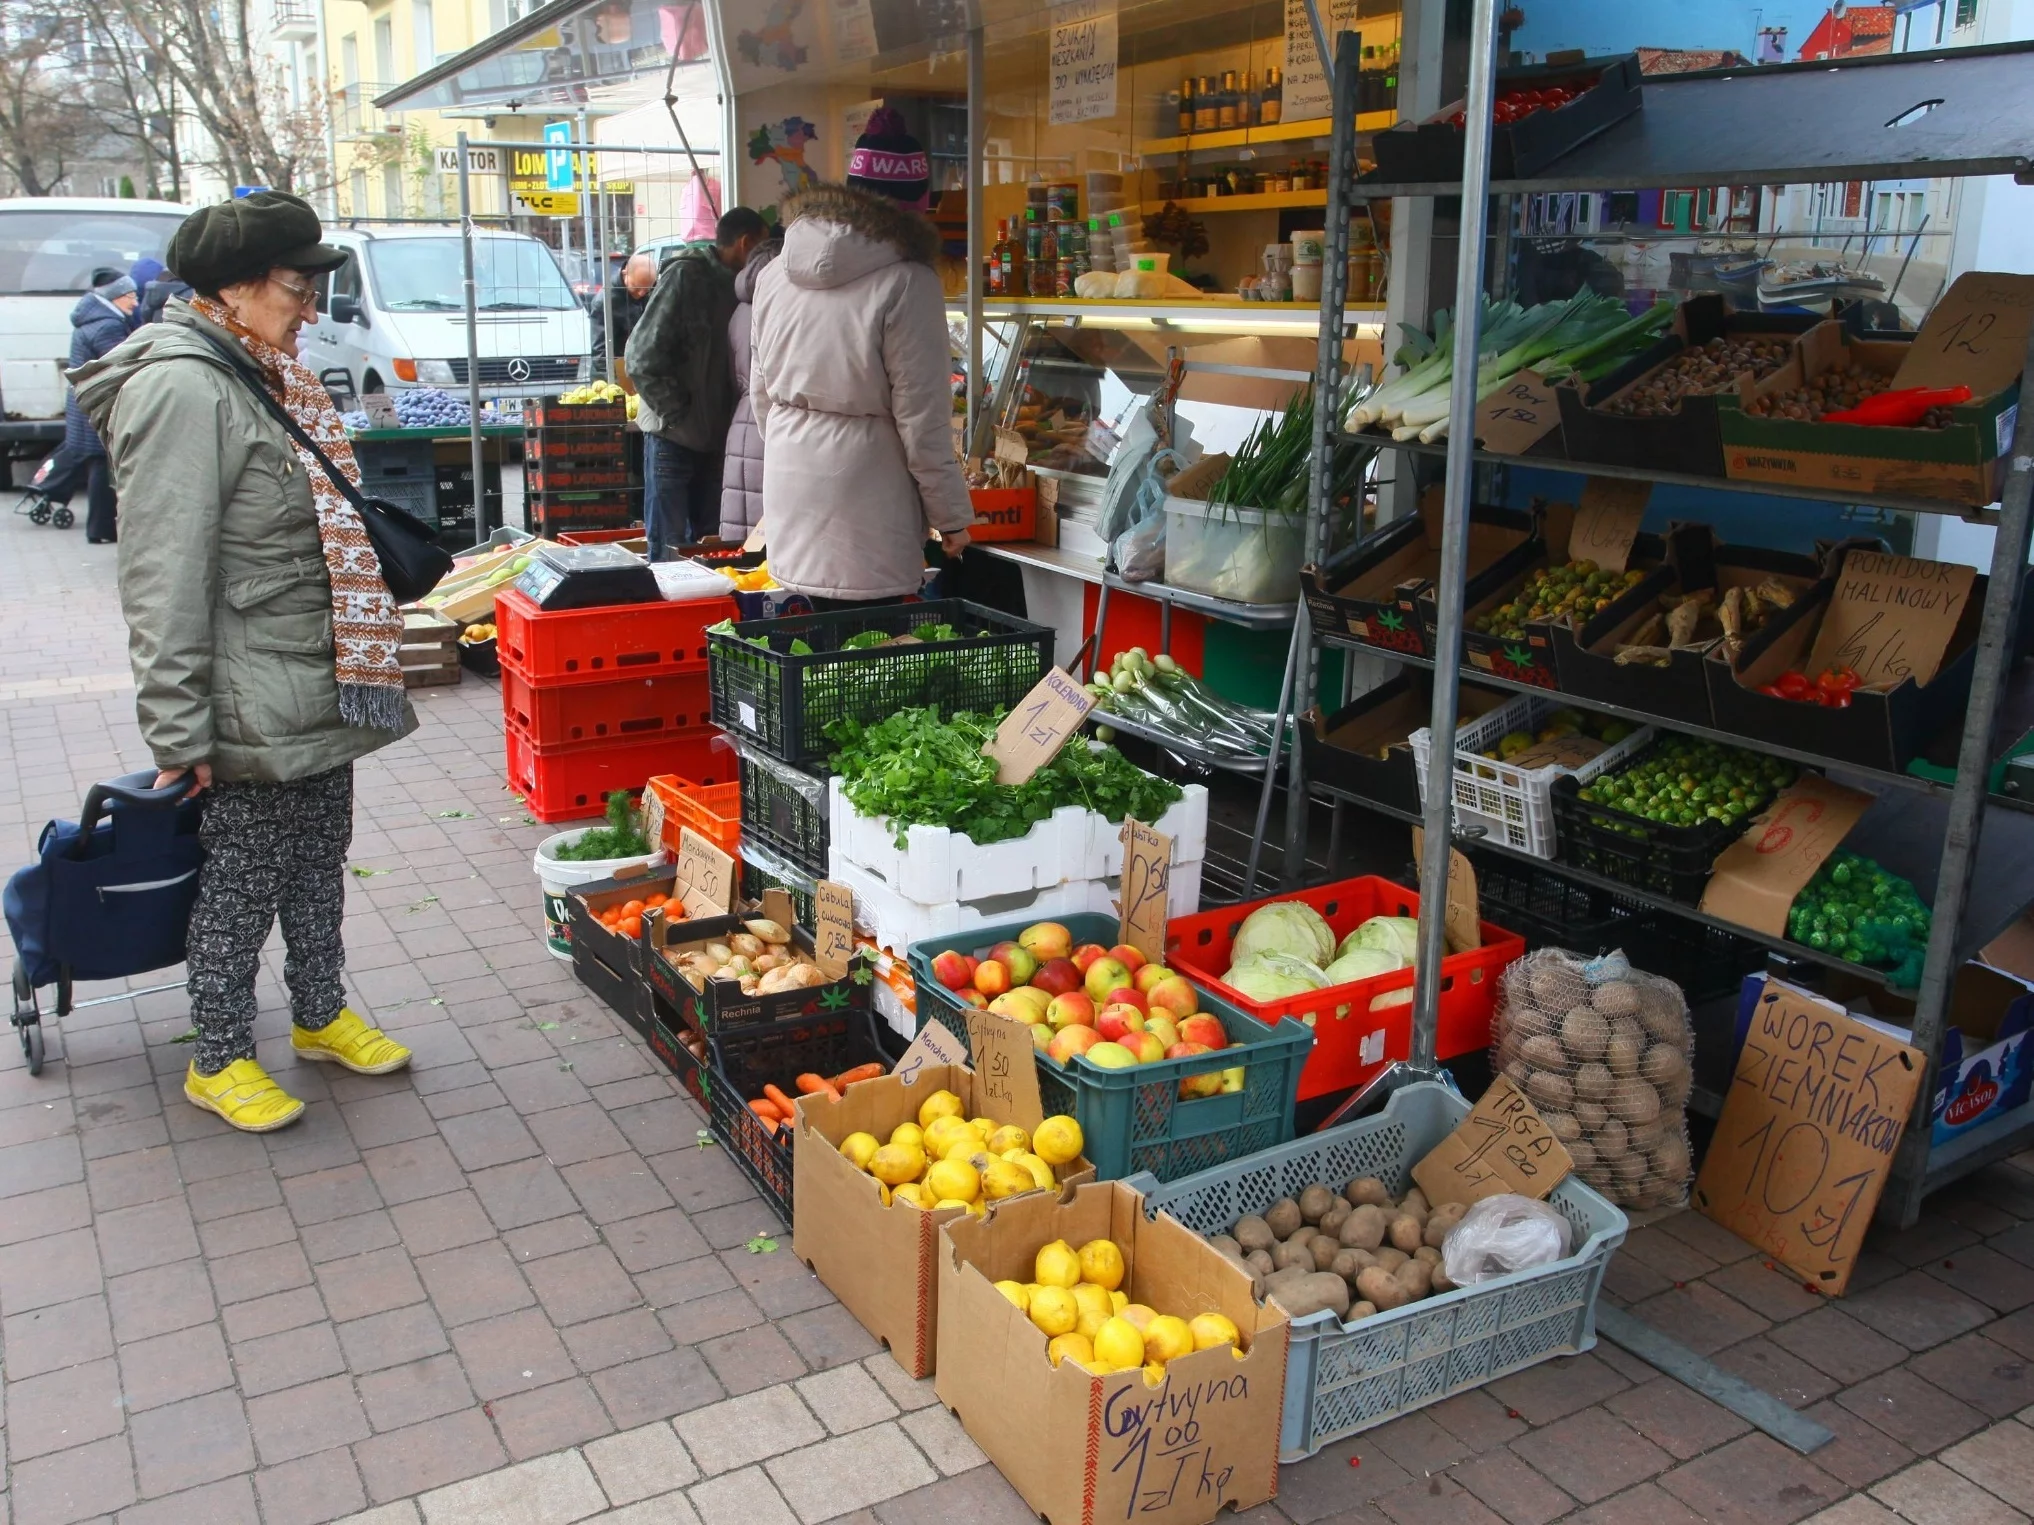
[1550,762,1739,905]
[1468,850,1631,951]
[738,751,829,877]
[740,845,816,928]
[707,599,1052,765]
[1617,913,1767,1006]
[703,1011,888,1226]
[645,988,709,1107]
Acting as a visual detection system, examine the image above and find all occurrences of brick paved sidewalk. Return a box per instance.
[1,506,2031,1525]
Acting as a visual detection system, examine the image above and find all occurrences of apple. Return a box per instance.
[963,954,980,980]
[1173,1049,1223,1099]
[1165,1040,1212,1061]
[1070,943,1110,973]
[1106,944,1148,975]
[1143,1015,1180,1051]
[1096,1004,1146,1044]
[1083,957,1132,1003]
[989,992,1045,1024]
[958,989,989,1009]
[1083,1041,1138,1070]
[973,959,1012,997]
[1000,985,1053,1017]
[1220,1066,1245,1094]
[1046,1025,1102,1065]
[1028,1022,1053,1052]
[1123,1031,1167,1065]
[1133,964,1175,995]
[1018,921,1073,962]
[989,942,1039,986]
[1102,986,1147,1015]
[1029,957,1082,997]
[930,950,973,991]
[1146,975,1198,1019]
[1178,1014,1229,1051]
[1044,991,1096,1032]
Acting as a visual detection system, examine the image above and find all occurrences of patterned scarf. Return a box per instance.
[192,296,407,733]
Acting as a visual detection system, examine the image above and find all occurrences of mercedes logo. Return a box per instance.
[506,357,532,383]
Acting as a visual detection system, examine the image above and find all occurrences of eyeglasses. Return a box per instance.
[269,274,320,310]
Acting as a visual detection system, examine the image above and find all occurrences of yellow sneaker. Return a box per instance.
[185,1059,306,1133]
[292,1009,413,1075]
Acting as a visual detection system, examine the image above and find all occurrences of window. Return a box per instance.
[1842,181,1863,219]
[412,0,434,69]
[373,15,394,81]
[349,168,368,216]
[0,209,185,294]
[365,236,577,312]
[1956,0,1979,28]
[340,32,359,84]
[382,162,404,218]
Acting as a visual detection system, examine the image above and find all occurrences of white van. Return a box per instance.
[0,197,190,485]
[301,225,592,401]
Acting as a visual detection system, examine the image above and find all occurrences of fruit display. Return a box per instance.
[1204,1177,1465,1320]
[925,922,1246,1097]
[1601,335,1794,417]
[1613,579,1796,668]
[459,620,497,646]
[560,379,641,422]
[1212,899,1419,1002]
[714,561,780,594]
[1492,948,1695,1209]
[1745,357,1898,422]
[1447,81,1586,128]
[658,918,848,998]
[1476,706,1634,760]
[594,890,673,941]
[747,1062,887,1126]
[1473,560,1650,640]
[1576,737,1795,832]
[1758,664,1862,707]
[1787,850,1932,984]
[835,1087,1085,1212]
[998,1231,1245,1377]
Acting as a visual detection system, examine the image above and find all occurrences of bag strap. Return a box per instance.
[189,328,373,514]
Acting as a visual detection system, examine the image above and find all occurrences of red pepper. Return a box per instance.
[1823,385,1973,427]
[1759,684,1790,698]
[1775,670,1814,700]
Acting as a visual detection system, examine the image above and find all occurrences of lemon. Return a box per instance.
[1028,1285,1078,1337]
[1013,1153,1056,1191]
[942,1138,987,1165]
[922,1116,969,1157]
[1143,1362,1168,1387]
[1034,1239,1081,1289]
[891,1182,934,1209]
[1047,1332,1095,1369]
[1077,1239,1126,1291]
[838,1132,880,1170]
[917,1090,965,1129]
[924,1158,981,1205]
[888,1122,925,1150]
[934,1198,982,1217]
[1189,1313,1241,1352]
[994,1280,1030,1311]
[1143,1315,1194,1363]
[1034,1115,1084,1167]
[969,1116,997,1135]
[1092,1315,1146,1372]
[1071,1283,1113,1321]
[1119,1303,1158,1332]
[1076,1306,1111,1340]
[1110,1290,1128,1313]
[868,1143,925,1187]
[987,1124,1031,1155]
[980,1160,1036,1201]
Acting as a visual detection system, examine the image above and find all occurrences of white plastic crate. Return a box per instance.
[1409,693,1653,858]
[1125,1082,1627,1460]
[827,777,1208,905]
[829,850,1205,958]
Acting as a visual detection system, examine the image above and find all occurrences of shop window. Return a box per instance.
[1842,181,1863,218]
[1956,0,1979,28]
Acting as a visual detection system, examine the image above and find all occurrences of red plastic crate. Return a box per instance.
[505,724,732,822]
[525,433,625,461]
[495,587,735,684]
[1165,876,1527,1102]
[646,774,741,856]
[554,527,645,547]
[527,465,630,493]
[500,665,711,745]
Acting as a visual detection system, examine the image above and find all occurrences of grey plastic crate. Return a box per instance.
[1123,1082,1627,1461]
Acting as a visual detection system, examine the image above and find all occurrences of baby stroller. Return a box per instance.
[4,772,204,1074]
[14,453,76,530]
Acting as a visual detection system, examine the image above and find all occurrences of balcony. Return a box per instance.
[272,0,317,41]
[335,82,399,140]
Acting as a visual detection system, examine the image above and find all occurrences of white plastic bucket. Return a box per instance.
[534,830,656,959]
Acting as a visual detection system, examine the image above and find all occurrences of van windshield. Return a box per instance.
[0,209,187,295]
[364,236,577,312]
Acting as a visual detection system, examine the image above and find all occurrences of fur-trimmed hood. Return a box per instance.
[777,183,938,292]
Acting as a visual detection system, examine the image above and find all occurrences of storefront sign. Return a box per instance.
[434,147,502,176]
[510,148,578,217]
[543,120,576,191]
[1048,0,1117,125]
[1283,0,1361,122]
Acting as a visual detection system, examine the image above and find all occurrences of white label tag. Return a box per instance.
[738,701,757,731]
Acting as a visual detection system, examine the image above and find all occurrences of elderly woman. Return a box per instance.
[72,191,417,1133]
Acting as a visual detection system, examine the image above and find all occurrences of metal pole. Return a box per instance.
[579,108,595,302]
[1882,319,2034,1227]
[457,131,486,532]
[599,166,618,385]
[1408,0,1502,1071]
[966,27,985,454]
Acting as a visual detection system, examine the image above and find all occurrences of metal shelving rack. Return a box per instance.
[1276,15,2034,1227]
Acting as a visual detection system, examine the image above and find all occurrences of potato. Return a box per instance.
[1374,1246,1410,1273]
[1430,1266,1456,1294]
[1339,1204,1388,1250]
[1355,1265,1410,1312]
[1270,1271,1351,1320]
[1566,1137,1599,1172]
[1349,1299,1378,1321]
[1262,1264,1312,1297]
[1298,1184,1337,1224]
[1641,1044,1690,1090]
[1591,980,1640,1019]
[1210,1234,1245,1263]
[1608,1077,1663,1124]
[1598,1117,1630,1160]
[1560,1006,1610,1061]
[1528,961,1589,1011]
[1310,1234,1341,1272]
[1503,1058,1531,1087]
[1319,1200,1352,1238]
[1264,1197,1303,1240]
[1651,1133,1691,1180]
[1604,1029,1643,1079]
[1413,1245,1442,1267]
[1233,1215,1275,1254]
[1637,985,1688,1041]
[1540,1108,1582,1142]
[1423,1201,1468,1248]
[1387,1214,1424,1253]
[1573,1061,1613,1102]
[1395,1260,1434,1299]
[1330,1248,1375,1283]
[1399,1189,1430,1224]
[1522,1034,1567,1070]
[1271,1238,1315,1272]
[1343,1177,1392,1208]
[1526,1069,1574,1110]
[1509,1002,1557,1039]
[1611,1152,1648,1186]
[1574,1100,1609,1131]
[1245,1249,1274,1277]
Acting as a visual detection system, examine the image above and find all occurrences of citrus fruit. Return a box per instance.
[1143,1315,1194,1363]
[980,1160,1036,1201]
[994,1280,1030,1311]
[868,1143,925,1187]
[1028,1285,1078,1337]
[917,1089,965,1129]
[1047,1332,1095,1369]
[1189,1312,1240,1352]
[1034,1239,1080,1289]
[1092,1315,1146,1372]
[1034,1115,1084,1167]
[838,1132,880,1170]
[1077,1239,1125,1291]
[924,1158,981,1204]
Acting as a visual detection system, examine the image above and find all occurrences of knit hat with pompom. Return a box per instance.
[845,107,930,209]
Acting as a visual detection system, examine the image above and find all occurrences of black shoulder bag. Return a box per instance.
[195,333,455,603]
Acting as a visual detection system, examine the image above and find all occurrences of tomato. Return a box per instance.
[620,915,643,939]
[620,899,645,918]
[645,893,668,910]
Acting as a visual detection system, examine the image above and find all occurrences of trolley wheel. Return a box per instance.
[28,499,51,525]
[19,1017,42,1075]
[51,506,74,530]
[11,965,43,1077]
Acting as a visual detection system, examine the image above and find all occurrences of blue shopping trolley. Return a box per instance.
[4,771,204,1074]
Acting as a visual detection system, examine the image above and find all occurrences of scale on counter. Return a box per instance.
[513,543,662,611]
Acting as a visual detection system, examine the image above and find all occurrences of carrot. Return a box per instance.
[794,1073,842,1101]
[833,1063,884,1088]
[749,1098,783,1122]
[763,1083,798,1117]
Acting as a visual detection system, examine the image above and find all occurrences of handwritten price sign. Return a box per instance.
[1118,820,1172,965]
[1412,1076,1572,1206]
[891,1018,968,1087]
[1471,368,1561,454]
[984,667,1098,785]
[965,1008,1044,1129]
[812,880,855,980]
[673,828,735,917]
[1570,477,1652,573]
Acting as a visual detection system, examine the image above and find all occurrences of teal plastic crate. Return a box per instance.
[1123,1083,1628,1460]
[906,912,1311,1182]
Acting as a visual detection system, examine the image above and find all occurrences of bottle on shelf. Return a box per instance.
[1030,215,1058,297]
[1239,71,1256,129]
[1177,77,1194,135]
[1193,75,1217,132]
[1260,65,1282,125]
[988,219,1011,296]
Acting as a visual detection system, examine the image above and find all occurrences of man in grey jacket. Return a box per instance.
[625,207,766,559]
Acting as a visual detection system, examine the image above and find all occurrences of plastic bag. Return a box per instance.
[1098,396,1196,549]
[1492,948,1696,1209]
[1108,446,1187,582]
[1442,1195,1573,1285]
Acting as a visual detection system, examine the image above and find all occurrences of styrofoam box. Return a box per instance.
[827,778,1208,905]
[830,851,1204,959]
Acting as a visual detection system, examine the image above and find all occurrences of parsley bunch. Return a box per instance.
[827,707,1183,847]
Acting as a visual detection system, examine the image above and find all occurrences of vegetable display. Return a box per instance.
[1206,387,1373,524]
[1743,358,1954,426]
[1002,1223,1246,1375]
[1086,647,1278,762]
[660,918,840,998]
[1473,560,1650,639]
[826,707,1182,849]
[1577,738,1794,831]
[552,791,652,861]
[1446,81,1586,129]
[1787,850,1932,984]
[1218,902,1419,1004]
[841,1088,1086,1211]
[1760,665,1863,707]
[1206,1177,1466,1321]
[1601,335,1793,418]
[1475,707,1634,761]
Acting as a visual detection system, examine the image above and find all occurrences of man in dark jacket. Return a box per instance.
[42,271,139,542]
[591,252,655,377]
[625,207,766,559]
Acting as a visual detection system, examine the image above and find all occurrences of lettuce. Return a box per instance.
[1231,900,1336,966]
[1338,915,1421,965]
[1223,952,1330,1000]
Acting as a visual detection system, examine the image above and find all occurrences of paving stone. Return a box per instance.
[339,1093,437,1151]
[600,1493,704,1525]
[685,1466,799,1525]
[862,1355,940,1414]
[656,1288,764,1346]
[773,1303,883,1371]
[1870,1457,2029,1525]
[93,1198,198,1277]
[253,1449,370,1525]
[199,1205,301,1260]
[1708,1258,1834,1324]
[605,1210,711,1275]
[1628,1281,1775,1356]
[115,1474,259,1525]
[0,1183,92,1248]
[793,1364,901,1437]
[337,1302,453,1376]
[118,1321,235,1412]
[352,1409,508,1506]
[6,1356,127,1461]
[223,1285,329,1343]
[1484,1351,1633,1424]
[316,1245,429,1324]
[489,1376,615,1460]
[413,1447,606,1525]
[83,1147,182,1212]
[469,1157,583,1232]
[1940,1417,2034,1511]
[360,1139,470,1209]
[1563,1481,1731,1525]
[1277,1433,1415,1522]
[722,1246,832,1321]
[3,1294,114,1380]
[1657,1432,1848,1524]
[1606,1374,1756,1459]
[561,1306,674,1372]
[449,1307,576,1400]
[584,1423,700,1505]
[524,1244,642,1327]
[1372,1472,1507,1525]
[672,1385,824,1478]
[1449,1447,1574,1525]
[872,1463,1037,1525]
[416,1241,536,1328]
[0,1227,103,1315]
[504,1216,604,1264]
[359,1352,475,1433]
[128,1388,255,1497]
[187,1168,287,1224]
[1835,1366,1989,1454]
[1716,1335,1845,1409]
[1908,1331,2032,1418]
[389,1192,498,1258]
[898,1404,985,1477]
[762,1421,938,1523]
[7,1433,138,1525]
[283,1165,384,1228]
[1797,1400,1919,1490]
[210,1240,315,1306]
[700,1321,807,1395]
[1511,1405,1671,1504]
[1771,1307,1915,1384]
[247,1374,371,1465]
[1841,1271,1996,1353]
[1800,1499,1904,1525]
[1424,1389,1529,1452]
[1357,1411,1469,1479]
[560,1154,676,1227]
[1927,1247,2034,1315]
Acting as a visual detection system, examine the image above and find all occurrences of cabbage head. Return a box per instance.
[1223,952,1329,1001]
[1231,900,1335,966]
[1338,915,1421,965]
[1322,946,1403,985]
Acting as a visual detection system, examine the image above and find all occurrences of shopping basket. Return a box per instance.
[3,771,204,1074]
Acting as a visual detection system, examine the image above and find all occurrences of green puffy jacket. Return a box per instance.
[69,301,418,784]
[624,242,738,452]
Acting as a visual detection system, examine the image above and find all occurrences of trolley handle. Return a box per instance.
[76,770,199,842]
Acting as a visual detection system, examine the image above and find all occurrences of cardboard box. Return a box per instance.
[1303,493,1539,661]
[934,1180,1289,1525]
[1301,677,1511,820]
[1716,274,2034,507]
[568,864,679,1036]
[791,1062,1093,1378]
[1371,53,1642,182]
[642,894,874,1035]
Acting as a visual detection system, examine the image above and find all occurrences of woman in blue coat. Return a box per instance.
[45,271,140,542]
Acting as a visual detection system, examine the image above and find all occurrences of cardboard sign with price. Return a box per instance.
[983,667,1097,785]
[673,828,736,917]
[1117,819,1172,965]
[811,880,856,980]
[965,1009,1044,1130]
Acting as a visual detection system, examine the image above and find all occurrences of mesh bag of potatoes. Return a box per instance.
[1492,947,1694,1209]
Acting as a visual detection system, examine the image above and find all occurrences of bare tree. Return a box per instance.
[78,9,182,200]
[0,5,100,194]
